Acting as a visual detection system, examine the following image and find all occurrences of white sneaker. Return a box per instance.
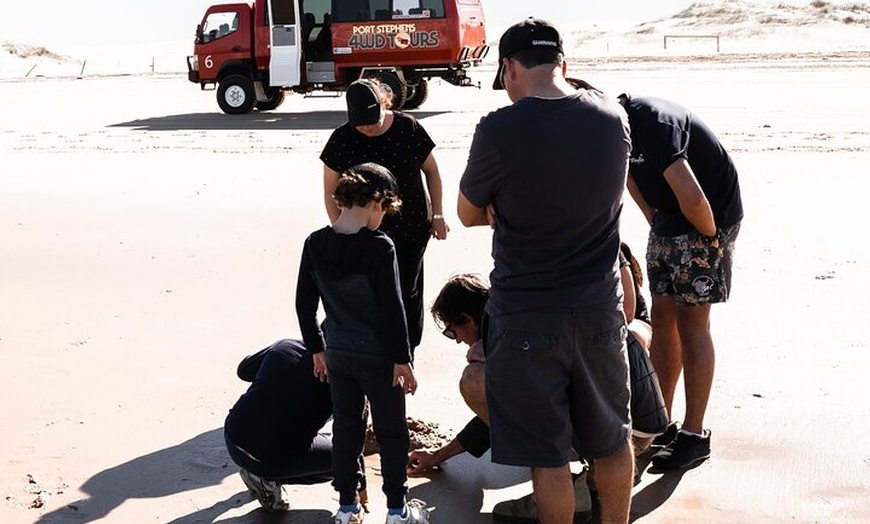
[238,468,288,512]
[334,506,365,524]
[384,499,432,524]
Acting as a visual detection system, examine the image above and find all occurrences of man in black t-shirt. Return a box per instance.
[458,18,634,524]
[620,94,743,471]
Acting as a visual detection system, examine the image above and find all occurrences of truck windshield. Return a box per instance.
[333,0,445,23]
[202,11,240,43]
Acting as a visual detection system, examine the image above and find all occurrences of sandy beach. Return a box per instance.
[3,3,870,523]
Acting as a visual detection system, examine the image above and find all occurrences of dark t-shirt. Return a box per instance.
[320,112,436,243]
[621,94,744,236]
[460,90,631,314]
[224,339,332,466]
[296,226,411,364]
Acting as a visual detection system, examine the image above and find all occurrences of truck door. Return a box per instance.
[268,0,301,86]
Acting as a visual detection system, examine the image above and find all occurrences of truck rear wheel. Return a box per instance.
[402,80,428,110]
[217,74,256,114]
[372,71,406,110]
[256,89,286,111]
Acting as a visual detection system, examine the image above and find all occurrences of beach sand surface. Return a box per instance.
[3,5,870,522]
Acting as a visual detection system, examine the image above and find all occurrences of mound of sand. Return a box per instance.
[566,1,870,56]
[0,41,81,78]
[364,418,452,456]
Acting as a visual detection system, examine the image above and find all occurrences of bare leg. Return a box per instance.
[530,465,573,524]
[675,304,714,434]
[459,362,488,424]
[593,441,634,524]
[649,295,682,418]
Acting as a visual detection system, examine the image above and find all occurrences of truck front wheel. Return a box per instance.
[256,89,286,111]
[217,74,256,114]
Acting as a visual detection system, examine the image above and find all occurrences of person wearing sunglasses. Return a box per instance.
[408,244,668,520]
[408,273,595,521]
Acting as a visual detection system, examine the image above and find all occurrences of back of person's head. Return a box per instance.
[431,273,490,328]
[333,162,401,213]
[493,17,564,90]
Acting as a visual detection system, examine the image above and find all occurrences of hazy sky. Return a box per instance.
[0,0,813,51]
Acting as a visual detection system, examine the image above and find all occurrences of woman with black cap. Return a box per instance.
[320,79,448,358]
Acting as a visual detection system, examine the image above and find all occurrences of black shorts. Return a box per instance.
[484,307,631,467]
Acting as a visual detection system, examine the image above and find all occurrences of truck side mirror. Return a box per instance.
[196,23,203,44]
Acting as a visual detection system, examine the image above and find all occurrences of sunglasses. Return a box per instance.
[441,326,457,340]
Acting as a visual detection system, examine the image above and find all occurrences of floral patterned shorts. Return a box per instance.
[646,223,741,306]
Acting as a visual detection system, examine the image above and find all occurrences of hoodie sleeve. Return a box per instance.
[371,235,411,364]
[296,238,327,354]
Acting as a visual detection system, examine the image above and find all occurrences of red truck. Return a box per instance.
[187,0,488,114]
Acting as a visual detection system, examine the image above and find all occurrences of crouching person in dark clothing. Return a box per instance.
[225,338,351,512]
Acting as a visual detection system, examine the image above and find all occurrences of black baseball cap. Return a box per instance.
[346,80,382,126]
[346,162,398,196]
[493,18,564,90]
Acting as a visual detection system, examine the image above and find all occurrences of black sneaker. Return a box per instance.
[651,421,680,448]
[650,430,711,470]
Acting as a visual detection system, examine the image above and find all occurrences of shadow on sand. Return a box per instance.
[32,427,532,524]
[35,428,240,524]
[109,110,450,132]
[627,450,690,523]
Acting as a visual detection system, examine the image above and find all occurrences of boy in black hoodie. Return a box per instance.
[296,162,430,524]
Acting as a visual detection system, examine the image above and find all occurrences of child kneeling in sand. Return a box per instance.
[296,162,431,524]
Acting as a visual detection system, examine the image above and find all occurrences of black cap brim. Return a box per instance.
[493,59,505,90]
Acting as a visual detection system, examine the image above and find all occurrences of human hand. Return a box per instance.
[392,363,417,395]
[313,352,328,383]
[407,450,443,477]
[430,216,449,240]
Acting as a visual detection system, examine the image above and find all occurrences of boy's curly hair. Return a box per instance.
[431,273,490,329]
[333,162,401,214]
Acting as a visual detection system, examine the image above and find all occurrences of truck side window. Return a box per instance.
[202,11,240,43]
[421,0,444,17]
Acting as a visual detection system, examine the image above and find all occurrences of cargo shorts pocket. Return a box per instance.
[590,324,627,353]
[493,329,559,361]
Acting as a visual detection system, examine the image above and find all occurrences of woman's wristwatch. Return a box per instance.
[432,214,444,220]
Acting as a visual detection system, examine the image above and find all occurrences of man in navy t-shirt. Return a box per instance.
[620,93,743,470]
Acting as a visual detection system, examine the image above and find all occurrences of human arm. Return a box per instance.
[323,164,341,224]
[662,157,717,236]
[237,347,269,381]
[457,191,494,227]
[620,262,637,323]
[407,414,490,475]
[295,241,327,356]
[420,153,449,240]
[407,438,465,476]
[458,122,501,228]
